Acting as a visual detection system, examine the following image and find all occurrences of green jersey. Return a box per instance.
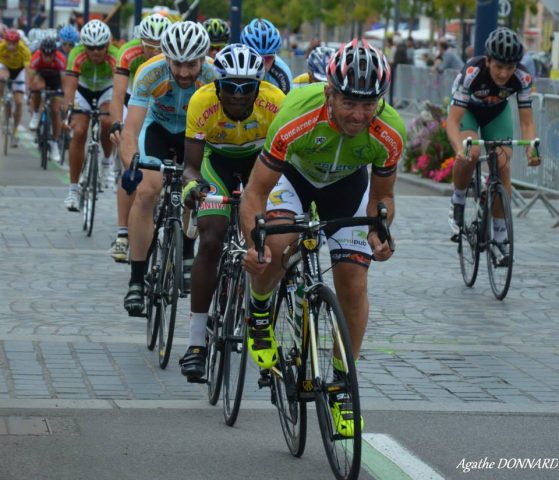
[66,44,118,91]
[115,38,146,90]
[262,83,407,188]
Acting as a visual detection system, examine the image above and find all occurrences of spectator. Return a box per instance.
[32,5,47,29]
[406,37,415,65]
[432,39,464,73]
[304,37,321,58]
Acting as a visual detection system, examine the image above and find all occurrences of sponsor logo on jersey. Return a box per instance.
[473,89,490,97]
[218,122,236,129]
[194,132,205,140]
[195,103,220,128]
[154,101,175,113]
[244,121,259,130]
[254,98,280,113]
[463,66,480,87]
[268,189,294,206]
[315,136,326,145]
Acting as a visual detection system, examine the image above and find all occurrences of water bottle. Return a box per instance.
[186,210,198,239]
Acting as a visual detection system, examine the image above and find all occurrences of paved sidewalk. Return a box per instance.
[1,181,557,413]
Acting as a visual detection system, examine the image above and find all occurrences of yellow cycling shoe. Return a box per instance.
[247,311,278,369]
[330,395,364,438]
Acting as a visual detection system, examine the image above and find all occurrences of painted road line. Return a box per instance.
[362,433,445,480]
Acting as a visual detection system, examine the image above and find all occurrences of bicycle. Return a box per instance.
[0,79,14,156]
[254,204,394,480]
[35,89,61,170]
[195,188,248,427]
[77,99,109,237]
[130,154,185,369]
[458,137,540,300]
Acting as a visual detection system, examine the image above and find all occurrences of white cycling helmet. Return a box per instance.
[213,43,265,81]
[160,21,209,62]
[27,28,43,43]
[80,20,111,47]
[138,13,171,42]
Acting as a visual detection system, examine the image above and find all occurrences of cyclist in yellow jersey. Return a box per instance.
[0,29,31,147]
[178,44,284,382]
[292,45,335,88]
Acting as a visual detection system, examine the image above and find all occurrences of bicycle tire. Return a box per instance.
[82,146,98,237]
[271,278,307,457]
[157,220,181,369]
[145,230,163,351]
[206,255,227,405]
[60,131,70,166]
[459,179,481,287]
[486,183,514,300]
[311,285,361,480]
[40,111,49,170]
[3,101,11,156]
[222,264,248,426]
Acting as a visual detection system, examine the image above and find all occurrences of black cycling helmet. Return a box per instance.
[327,38,391,99]
[203,18,230,45]
[485,27,524,63]
[40,36,57,55]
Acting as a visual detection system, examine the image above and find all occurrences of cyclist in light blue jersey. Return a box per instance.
[119,21,216,317]
[240,18,292,94]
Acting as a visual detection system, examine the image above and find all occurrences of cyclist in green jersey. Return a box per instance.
[108,13,171,263]
[240,39,406,435]
[62,20,118,211]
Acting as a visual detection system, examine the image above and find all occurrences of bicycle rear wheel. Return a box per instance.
[82,146,98,237]
[271,278,307,457]
[311,285,361,480]
[222,264,248,426]
[157,220,182,368]
[206,255,228,405]
[486,183,514,300]
[459,179,481,287]
[145,230,162,351]
[3,101,11,156]
[39,111,49,170]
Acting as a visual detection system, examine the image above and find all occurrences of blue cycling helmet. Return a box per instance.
[59,25,79,45]
[240,18,281,55]
[307,46,335,82]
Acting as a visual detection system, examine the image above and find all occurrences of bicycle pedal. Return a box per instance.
[258,372,272,389]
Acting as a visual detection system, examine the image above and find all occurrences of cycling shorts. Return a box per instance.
[460,101,513,140]
[72,85,113,113]
[36,70,62,92]
[198,148,257,219]
[139,120,185,165]
[267,164,372,267]
[1,67,25,92]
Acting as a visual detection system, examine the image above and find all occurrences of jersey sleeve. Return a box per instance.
[28,51,41,71]
[22,43,31,67]
[514,66,533,109]
[65,46,83,76]
[370,106,407,176]
[184,87,213,141]
[450,63,479,108]
[128,60,157,109]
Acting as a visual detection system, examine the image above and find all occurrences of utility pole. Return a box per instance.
[230,0,242,43]
[473,0,499,56]
[135,0,142,25]
[84,0,90,24]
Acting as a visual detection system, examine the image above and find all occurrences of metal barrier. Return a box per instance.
[393,65,559,225]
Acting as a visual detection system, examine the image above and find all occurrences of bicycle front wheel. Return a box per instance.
[271,279,307,457]
[39,112,49,170]
[157,220,182,368]
[311,285,361,480]
[486,183,514,300]
[222,264,248,426]
[3,102,11,156]
[459,179,481,287]
[145,232,162,351]
[82,146,98,237]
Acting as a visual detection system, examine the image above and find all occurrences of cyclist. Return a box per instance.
[108,13,171,263]
[62,20,118,211]
[27,37,66,162]
[27,28,44,54]
[240,39,405,436]
[447,27,540,263]
[203,18,230,58]
[292,45,335,87]
[58,25,80,58]
[118,21,215,316]
[0,28,31,148]
[178,44,285,381]
[240,18,292,94]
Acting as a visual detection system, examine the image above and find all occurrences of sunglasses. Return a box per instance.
[86,44,107,51]
[141,41,161,51]
[210,43,226,51]
[62,42,74,47]
[262,54,275,62]
[218,80,259,95]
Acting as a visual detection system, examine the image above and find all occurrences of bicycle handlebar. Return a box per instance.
[130,154,183,182]
[462,137,540,159]
[252,202,394,263]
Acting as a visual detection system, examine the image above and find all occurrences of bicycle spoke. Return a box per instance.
[459,180,481,287]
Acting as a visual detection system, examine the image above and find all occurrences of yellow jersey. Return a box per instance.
[293,72,310,87]
[185,80,285,158]
[0,40,31,70]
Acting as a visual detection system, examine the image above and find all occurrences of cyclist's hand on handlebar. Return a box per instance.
[109,121,123,145]
[243,246,271,275]
[121,168,143,195]
[368,231,394,262]
[181,179,209,209]
[526,146,541,167]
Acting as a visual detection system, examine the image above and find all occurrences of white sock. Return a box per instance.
[69,183,79,192]
[452,188,467,205]
[189,312,208,347]
[493,218,507,242]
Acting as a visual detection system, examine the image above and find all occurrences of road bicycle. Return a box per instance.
[197,188,249,427]
[77,99,109,237]
[254,204,393,480]
[35,89,61,170]
[0,79,14,156]
[130,154,185,369]
[458,137,540,300]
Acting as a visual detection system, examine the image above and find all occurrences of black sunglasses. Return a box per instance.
[218,80,259,95]
[86,44,107,51]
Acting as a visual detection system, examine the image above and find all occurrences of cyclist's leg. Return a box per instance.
[28,74,45,130]
[99,89,115,187]
[11,69,26,140]
[0,64,8,95]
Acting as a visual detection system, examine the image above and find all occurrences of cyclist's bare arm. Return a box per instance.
[120,105,147,169]
[240,156,282,272]
[62,74,78,118]
[368,170,396,261]
[183,138,205,182]
[518,107,540,166]
[446,104,469,160]
[109,72,128,143]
